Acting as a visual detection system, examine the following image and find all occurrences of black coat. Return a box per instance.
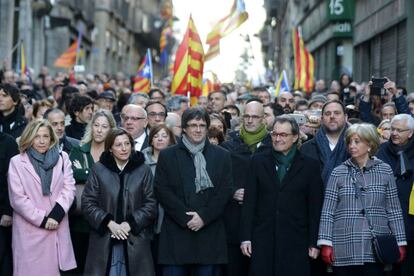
[0,109,27,139]
[154,139,233,265]
[65,120,87,140]
[82,151,157,276]
[220,131,271,244]
[241,150,323,276]
[0,132,19,217]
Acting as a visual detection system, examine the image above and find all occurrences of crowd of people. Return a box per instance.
[1,66,414,276]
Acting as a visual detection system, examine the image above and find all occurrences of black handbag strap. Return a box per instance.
[349,166,377,238]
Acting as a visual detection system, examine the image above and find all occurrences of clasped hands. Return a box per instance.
[108,220,131,240]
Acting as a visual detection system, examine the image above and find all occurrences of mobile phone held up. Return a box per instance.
[371,77,387,96]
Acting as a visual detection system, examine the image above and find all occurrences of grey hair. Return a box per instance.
[128,93,149,105]
[391,114,414,130]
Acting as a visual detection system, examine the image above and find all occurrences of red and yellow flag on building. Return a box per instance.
[205,0,248,61]
[171,16,204,105]
[292,28,314,94]
[53,39,79,68]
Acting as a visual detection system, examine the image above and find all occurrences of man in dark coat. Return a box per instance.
[0,132,19,275]
[44,108,79,154]
[221,101,271,276]
[377,114,414,276]
[154,107,233,276]
[0,84,27,139]
[240,116,323,276]
[65,94,94,140]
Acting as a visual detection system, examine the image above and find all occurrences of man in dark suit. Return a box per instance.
[154,107,233,276]
[240,115,323,276]
[0,131,19,275]
[221,101,270,276]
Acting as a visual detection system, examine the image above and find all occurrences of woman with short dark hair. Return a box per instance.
[82,128,157,275]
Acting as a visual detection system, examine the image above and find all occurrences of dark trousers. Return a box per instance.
[61,231,89,276]
[0,226,12,276]
[333,263,384,276]
[391,240,414,276]
[162,265,221,276]
[223,244,249,276]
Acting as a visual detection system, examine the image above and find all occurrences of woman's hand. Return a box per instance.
[321,245,334,265]
[108,220,129,240]
[397,246,406,263]
[45,218,59,230]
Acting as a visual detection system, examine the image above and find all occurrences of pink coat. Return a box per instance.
[8,151,76,276]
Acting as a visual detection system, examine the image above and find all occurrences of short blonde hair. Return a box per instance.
[80,109,116,146]
[19,119,59,153]
[345,123,380,155]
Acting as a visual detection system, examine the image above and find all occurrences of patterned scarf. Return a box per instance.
[182,135,214,193]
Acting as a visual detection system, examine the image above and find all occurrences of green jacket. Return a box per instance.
[69,142,95,184]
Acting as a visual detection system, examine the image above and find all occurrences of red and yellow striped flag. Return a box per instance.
[292,28,314,94]
[205,0,248,61]
[54,39,79,68]
[171,16,204,105]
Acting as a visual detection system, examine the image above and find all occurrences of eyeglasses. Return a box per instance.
[186,123,207,130]
[121,114,146,122]
[242,114,263,121]
[271,131,293,138]
[391,127,411,133]
[148,112,167,118]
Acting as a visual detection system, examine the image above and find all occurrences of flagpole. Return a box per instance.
[147,48,154,87]
[1,40,21,66]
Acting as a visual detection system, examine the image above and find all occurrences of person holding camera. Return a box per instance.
[359,78,411,126]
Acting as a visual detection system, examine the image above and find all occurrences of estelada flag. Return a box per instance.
[133,49,153,93]
[54,40,79,68]
[171,16,204,105]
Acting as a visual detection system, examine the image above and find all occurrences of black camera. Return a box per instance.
[371,77,387,96]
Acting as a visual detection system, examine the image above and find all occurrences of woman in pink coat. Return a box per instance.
[8,119,76,276]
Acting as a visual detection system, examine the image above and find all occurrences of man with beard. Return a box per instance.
[301,100,349,185]
[377,114,414,276]
[276,91,295,114]
[301,100,349,275]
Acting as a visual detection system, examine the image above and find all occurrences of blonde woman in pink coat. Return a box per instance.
[8,119,76,276]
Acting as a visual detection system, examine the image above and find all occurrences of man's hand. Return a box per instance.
[0,215,12,227]
[186,212,204,231]
[108,220,129,240]
[384,77,398,96]
[233,188,244,204]
[240,241,252,257]
[308,247,320,259]
[45,218,59,230]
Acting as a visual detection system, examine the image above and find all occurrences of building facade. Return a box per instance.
[0,0,163,76]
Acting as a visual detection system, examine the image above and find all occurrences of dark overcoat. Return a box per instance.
[240,150,324,276]
[82,151,157,276]
[154,139,233,265]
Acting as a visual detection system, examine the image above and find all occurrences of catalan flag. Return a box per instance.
[133,49,153,93]
[53,39,79,68]
[275,70,290,97]
[171,16,204,105]
[202,71,221,96]
[292,28,314,94]
[205,0,248,61]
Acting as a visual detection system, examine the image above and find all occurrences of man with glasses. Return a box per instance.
[145,101,167,129]
[121,104,149,151]
[154,107,233,276]
[221,101,271,276]
[377,114,414,276]
[240,115,323,276]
